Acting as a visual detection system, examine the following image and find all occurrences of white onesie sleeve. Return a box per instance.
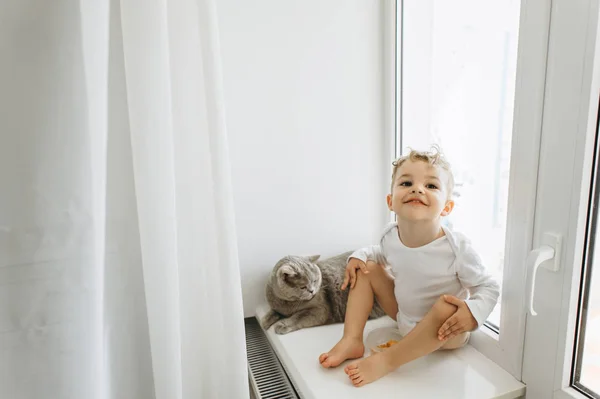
[347,222,396,265]
[347,245,384,264]
[454,234,500,327]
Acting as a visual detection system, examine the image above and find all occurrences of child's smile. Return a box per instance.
[404,197,427,206]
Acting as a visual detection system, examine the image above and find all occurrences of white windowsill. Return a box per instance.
[256,304,525,399]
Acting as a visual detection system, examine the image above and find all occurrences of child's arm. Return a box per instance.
[438,242,500,340]
[458,247,500,328]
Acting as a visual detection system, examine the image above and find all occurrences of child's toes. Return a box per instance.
[346,363,364,387]
[348,368,363,385]
[344,363,358,374]
[347,368,360,376]
[318,353,328,363]
[352,377,364,387]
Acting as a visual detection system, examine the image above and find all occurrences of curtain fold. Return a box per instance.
[0,0,248,397]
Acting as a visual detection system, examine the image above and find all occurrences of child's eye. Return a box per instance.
[399,181,411,187]
[426,184,438,189]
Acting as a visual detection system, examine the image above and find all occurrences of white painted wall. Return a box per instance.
[216,0,388,316]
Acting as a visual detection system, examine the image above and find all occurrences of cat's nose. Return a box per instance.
[308,289,314,294]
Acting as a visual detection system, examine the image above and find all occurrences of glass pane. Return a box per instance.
[575,118,600,396]
[578,258,600,394]
[398,0,521,328]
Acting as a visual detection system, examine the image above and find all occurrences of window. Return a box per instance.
[397,0,521,329]
[394,0,600,393]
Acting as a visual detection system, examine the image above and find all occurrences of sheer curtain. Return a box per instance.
[0,0,249,398]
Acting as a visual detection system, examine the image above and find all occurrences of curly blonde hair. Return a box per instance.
[391,146,454,199]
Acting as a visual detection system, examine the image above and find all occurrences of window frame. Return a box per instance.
[548,2,600,397]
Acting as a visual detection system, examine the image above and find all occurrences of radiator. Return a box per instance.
[245,317,300,399]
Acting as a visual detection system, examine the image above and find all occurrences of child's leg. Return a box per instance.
[344,295,467,387]
[318,261,397,368]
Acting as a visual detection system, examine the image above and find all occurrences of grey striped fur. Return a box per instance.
[261,251,385,335]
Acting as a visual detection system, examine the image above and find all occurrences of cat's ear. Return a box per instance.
[277,265,295,278]
[306,255,320,263]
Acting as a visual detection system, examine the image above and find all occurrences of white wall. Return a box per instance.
[216,0,388,316]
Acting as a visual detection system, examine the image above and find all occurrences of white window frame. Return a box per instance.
[553,11,600,398]
[520,0,600,397]
[384,0,553,380]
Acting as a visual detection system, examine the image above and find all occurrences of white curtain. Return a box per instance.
[0,0,249,398]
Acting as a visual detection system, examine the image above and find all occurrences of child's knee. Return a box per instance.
[365,260,384,274]
[441,332,470,350]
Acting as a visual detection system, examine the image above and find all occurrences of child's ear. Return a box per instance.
[441,200,455,216]
[386,194,393,211]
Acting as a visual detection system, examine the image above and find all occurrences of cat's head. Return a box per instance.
[271,255,322,301]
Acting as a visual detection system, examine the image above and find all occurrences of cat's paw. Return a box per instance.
[273,320,295,335]
[260,310,281,331]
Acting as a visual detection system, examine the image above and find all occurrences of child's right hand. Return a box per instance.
[341,258,369,290]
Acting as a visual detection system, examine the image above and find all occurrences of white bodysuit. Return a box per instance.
[350,223,500,335]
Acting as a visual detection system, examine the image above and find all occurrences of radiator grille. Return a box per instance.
[245,317,299,399]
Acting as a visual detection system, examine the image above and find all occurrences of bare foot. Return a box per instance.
[318,337,364,368]
[344,352,393,387]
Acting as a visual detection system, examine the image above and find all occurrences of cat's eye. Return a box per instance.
[301,286,307,290]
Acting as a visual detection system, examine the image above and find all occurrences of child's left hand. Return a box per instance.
[437,295,478,341]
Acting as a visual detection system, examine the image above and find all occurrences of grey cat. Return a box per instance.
[261,251,386,335]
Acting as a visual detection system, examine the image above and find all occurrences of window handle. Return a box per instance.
[527,233,562,316]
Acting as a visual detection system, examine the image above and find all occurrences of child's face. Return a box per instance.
[387,160,454,223]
